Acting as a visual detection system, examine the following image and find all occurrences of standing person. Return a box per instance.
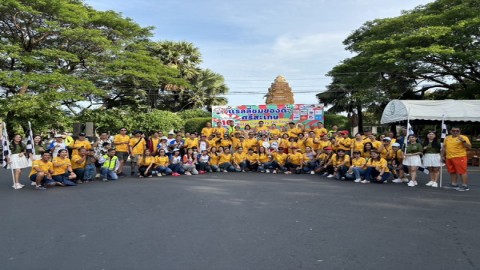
[169,135,184,156]
[51,149,77,186]
[93,132,112,154]
[29,152,56,190]
[129,131,146,176]
[442,127,472,191]
[138,149,155,178]
[422,131,442,188]
[351,133,364,156]
[403,134,423,187]
[49,134,68,158]
[71,147,87,184]
[32,135,46,160]
[201,122,214,137]
[8,134,29,189]
[113,128,130,176]
[101,149,119,182]
[71,133,92,156]
[214,122,226,138]
[147,132,161,154]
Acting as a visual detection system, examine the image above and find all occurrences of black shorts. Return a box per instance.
[116,151,129,161]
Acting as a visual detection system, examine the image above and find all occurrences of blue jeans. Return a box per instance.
[346,167,366,180]
[84,164,96,181]
[303,161,317,173]
[235,161,247,172]
[335,165,348,180]
[156,166,172,175]
[169,163,184,174]
[219,162,235,172]
[52,173,77,186]
[73,168,85,181]
[101,168,118,180]
[210,165,219,172]
[364,167,390,183]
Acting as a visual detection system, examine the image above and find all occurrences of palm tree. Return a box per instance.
[181,69,228,111]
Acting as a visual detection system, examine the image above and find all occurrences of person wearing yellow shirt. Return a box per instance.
[113,128,130,176]
[209,146,221,172]
[255,121,269,135]
[285,147,304,174]
[268,124,281,138]
[51,149,77,186]
[362,150,390,184]
[327,149,351,179]
[219,134,232,150]
[317,146,335,176]
[201,122,214,138]
[71,147,88,184]
[296,133,307,152]
[378,137,393,160]
[318,135,332,153]
[314,122,328,137]
[154,149,172,176]
[390,143,407,183]
[346,151,367,182]
[352,133,365,155]
[129,131,147,176]
[214,122,226,138]
[244,132,258,152]
[336,131,352,152]
[232,134,246,151]
[287,122,302,138]
[245,148,259,172]
[367,134,382,150]
[207,135,219,151]
[29,152,55,190]
[442,127,472,191]
[219,148,235,172]
[148,132,161,154]
[71,133,92,156]
[185,133,199,149]
[302,146,317,174]
[232,147,247,172]
[138,149,155,178]
[270,147,288,173]
[257,146,270,172]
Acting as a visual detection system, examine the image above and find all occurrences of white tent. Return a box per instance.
[381,100,480,124]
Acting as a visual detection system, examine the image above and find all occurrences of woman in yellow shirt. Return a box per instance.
[285,148,303,174]
[155,149,172,176]
[362,142,373,160]
[362,150,390,184]
[246,148,259,172]
[327,149,350,179]
[218,147,235,172]
[346,151,367,182]
[138,149,155,178]
[351,133,365,156]
[390,143,407,183]
[232,147,247,172]
[52,149,77,186]
[270,147,288,174]
[257,146,270,172]
[209,146,221,172]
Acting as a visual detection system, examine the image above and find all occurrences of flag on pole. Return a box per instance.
[440,116,447,147]
[26,121,35,159]
[2,122,11,169]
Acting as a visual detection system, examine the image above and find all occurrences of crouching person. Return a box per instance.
[29,152,56,190]
[155,149,172,176]
[101,149,119,182]
[51,149,77,186]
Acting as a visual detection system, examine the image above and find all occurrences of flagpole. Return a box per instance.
[439,115,446,188]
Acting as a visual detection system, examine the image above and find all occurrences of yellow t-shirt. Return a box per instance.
[352,140,364,152]
[208,138,219,148]
[72,140,92,156]
[314,127,328,137]
[367,158,390,173]
[150,138,160,153]
[29,160,53,177]
[351,157,367,168]
[287,127,302,138]
[185,138,199,149]
[337,137,352,151]
[371,141,382,151]
[129,137,146,155]
[258,153,269,163]
[246,153,259,163]
[114,134,130,152]
[272,152,287,165]
[71,155,86,170]
[318,140,332,151]
[288,152,304,165]
[233,152,247,164]
[139,156,155,167]
[52,157,71,175]
[269,128,281,137]
[256,126,268,133]
[331,154,351,166]
[209,153,220,165]
[297,138,306,151]
[219,153,232,164]
[219,139,232,148]
[214,127,226,138]
[444,135,470,159]
[201,127,214,137]
[244,138,258,151]
[155,156,169,167]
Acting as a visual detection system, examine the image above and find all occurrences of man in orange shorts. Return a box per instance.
[442,127,471,191]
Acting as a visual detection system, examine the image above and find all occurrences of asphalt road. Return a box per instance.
[1,167,479,270]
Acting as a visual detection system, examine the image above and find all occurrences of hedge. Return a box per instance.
[184,117,211,134]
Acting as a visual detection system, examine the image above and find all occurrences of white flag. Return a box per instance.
[2,123,11,169]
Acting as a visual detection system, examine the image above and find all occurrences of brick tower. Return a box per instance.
[265,75,294,104]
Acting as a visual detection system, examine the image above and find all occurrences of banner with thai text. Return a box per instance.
[212,104,324,128]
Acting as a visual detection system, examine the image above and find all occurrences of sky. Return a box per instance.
[85,0,433,106]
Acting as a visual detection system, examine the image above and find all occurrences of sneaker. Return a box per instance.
[310,171,315,175]
[444,183,459,189]
[360,180,369,184]
[35,185,47,190]
[431,182,438,188]
[407,180,417,187]
[12,183,23,189]
[341,177,345,180]
[102,178,109,182]
[223,170,228,173]
[392,178,403,184]
[322,172,328,176]
[265,169,270,173]
[425,181,434,186]
[327,174,335,178]
[30,181,36,186]
[95,173,101,179]
[354,178,362,183]
[172,172,180,177]
[273,170,277,174]
[401,178,409,183]
[455,185,469,191]
[185,171,192,175]
[241,170,246,172]
[56,182,66,186]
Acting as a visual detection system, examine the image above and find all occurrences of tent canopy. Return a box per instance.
[380,100,480,124]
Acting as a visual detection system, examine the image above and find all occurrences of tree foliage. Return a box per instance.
[319,0,480,131]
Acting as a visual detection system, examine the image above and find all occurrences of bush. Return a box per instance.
[324,113,350,131]
[184,117,211,134]
[177,109,210,120]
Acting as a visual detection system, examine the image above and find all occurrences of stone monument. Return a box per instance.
[265,75,294,104]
